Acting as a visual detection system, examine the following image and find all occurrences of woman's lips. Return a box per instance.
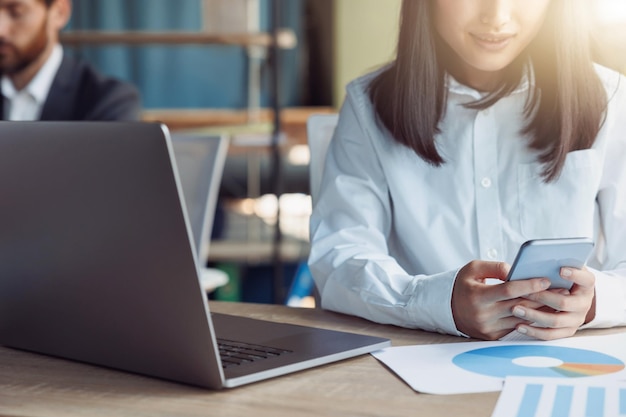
[470,33,516,51]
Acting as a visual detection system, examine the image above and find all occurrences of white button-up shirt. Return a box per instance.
[1,45,63,121]
[308,65,626,337]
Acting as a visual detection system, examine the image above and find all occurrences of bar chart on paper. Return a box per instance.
[491,377,626,417]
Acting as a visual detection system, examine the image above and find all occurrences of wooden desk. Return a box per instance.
[1,302,623,417]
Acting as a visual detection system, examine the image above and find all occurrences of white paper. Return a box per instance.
[492,377,626,417]
[499,328,540,341]
[371,332,626,395]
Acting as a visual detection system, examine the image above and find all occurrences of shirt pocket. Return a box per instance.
[517,149,600,239]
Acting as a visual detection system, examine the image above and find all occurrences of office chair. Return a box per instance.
[287,113,339,307]
[171,133,230,292]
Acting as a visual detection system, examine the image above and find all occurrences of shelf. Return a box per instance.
[60,30,297,48]
[142,106,335,129]
[208,240,309,264]
[141,106,336,148]
[61,1,301,303]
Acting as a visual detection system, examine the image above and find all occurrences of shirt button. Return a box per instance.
[481,177,492,188]
[487,248,498,259]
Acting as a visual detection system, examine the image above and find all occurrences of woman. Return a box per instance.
[308,0,626,341]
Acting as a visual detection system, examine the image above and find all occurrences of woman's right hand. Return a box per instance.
[451,260,551,340]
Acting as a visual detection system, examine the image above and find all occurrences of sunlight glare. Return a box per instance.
[595,0,626,23]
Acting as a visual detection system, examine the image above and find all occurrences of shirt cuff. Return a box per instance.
[580,268,626,329]
[406,269,467,337]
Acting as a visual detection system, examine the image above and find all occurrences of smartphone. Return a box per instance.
[506,237,595,290]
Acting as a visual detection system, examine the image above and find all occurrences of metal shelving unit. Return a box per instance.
[62,0,292,303]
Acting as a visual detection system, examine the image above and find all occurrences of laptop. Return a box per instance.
[170,133,229,291]
[0,121,390,389]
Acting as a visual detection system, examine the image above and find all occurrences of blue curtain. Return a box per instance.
[68,0,304,109]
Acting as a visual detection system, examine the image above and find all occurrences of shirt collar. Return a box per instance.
[445,62,534,100]
[1,44,63,104]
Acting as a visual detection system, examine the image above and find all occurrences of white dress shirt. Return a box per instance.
[308,64,626,337]
[1,45,63,121]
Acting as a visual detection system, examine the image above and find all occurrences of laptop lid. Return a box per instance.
[0,121,390,389]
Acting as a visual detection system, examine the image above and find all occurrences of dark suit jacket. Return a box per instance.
[1,54,141,121]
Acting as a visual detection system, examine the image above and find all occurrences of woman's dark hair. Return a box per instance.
[368,0,607,182]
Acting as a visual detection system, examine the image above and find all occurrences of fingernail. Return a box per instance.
[517,326,528,334]
[513,306,526,317]
[561,268,573,278]
[541,279,551,289]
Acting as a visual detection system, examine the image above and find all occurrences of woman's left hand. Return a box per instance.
[511,267,596,340]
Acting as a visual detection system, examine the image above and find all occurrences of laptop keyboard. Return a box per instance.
[217,338,292,368]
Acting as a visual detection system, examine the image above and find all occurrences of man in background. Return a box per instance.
[0,0,140,121]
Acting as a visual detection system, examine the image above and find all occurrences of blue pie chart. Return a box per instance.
[452,345,625,378]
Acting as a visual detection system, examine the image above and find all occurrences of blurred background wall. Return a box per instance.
[333,0,400,107]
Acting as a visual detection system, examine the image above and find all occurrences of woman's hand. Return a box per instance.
[511,267,596,340]
[451,260,552,340]
[451,261,596,341]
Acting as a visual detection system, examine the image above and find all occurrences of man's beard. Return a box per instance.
[0,21,50,75]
